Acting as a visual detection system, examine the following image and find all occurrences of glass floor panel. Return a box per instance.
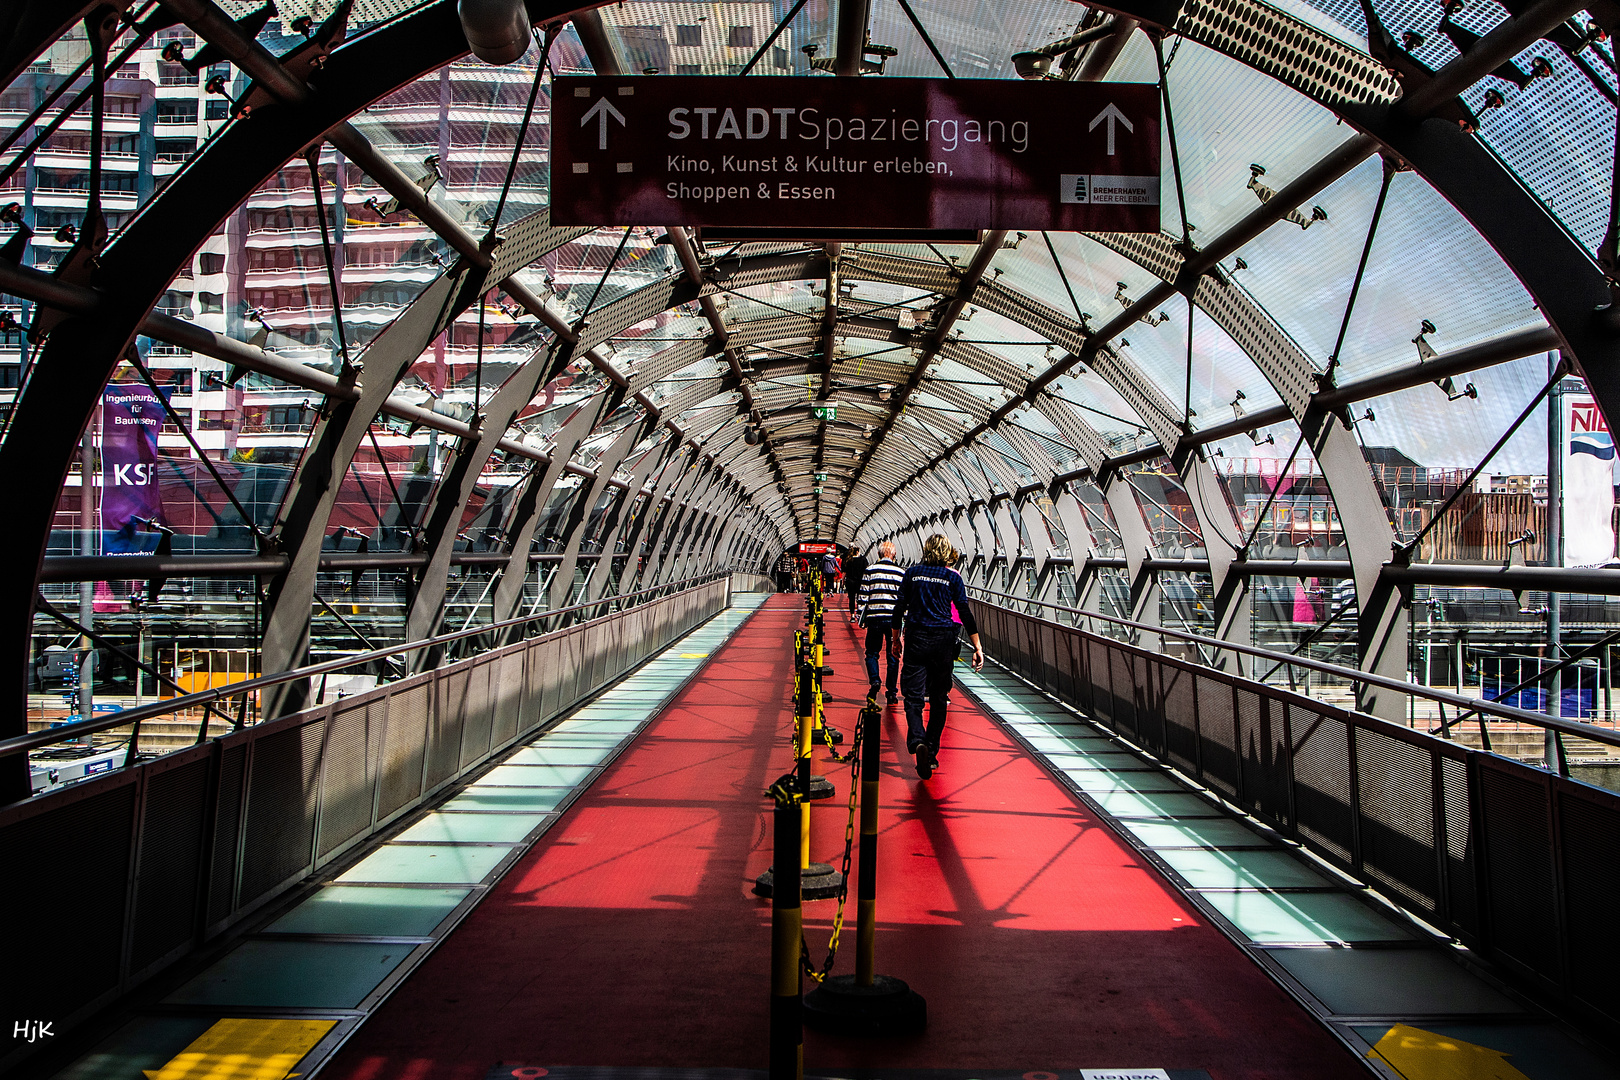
[1154,847,1335,890]
[441,788,570,812]
[163,940,412,1007]
[1199,889,1413,943]
[1065,770,1192,795]
[52,1016,219,1080]
[1089,790,1224,818]
[477,764,595,786]
[569,706,657,720]
[394,812,550,844]
[505,746,616,766]
[548,719,641,734]
[336,843,512,885]
[263,886,471,937]
[1271,948,1524,1015]
[1124,818,1269,849]
[1044,751,1155,770]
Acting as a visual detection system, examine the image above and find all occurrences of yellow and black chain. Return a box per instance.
[800,717,862,984]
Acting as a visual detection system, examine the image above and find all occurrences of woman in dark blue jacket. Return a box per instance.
[892,533,983,778]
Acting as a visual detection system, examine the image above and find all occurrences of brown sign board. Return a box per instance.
[550,77,1161,233]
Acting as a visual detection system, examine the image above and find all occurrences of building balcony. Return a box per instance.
[33,149,142,170]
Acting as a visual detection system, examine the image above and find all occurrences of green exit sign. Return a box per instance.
[812,404,837,421]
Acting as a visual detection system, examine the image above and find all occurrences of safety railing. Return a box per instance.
[10,572,729,764]
[968,588,1620,1038]
[0,572,732,1053]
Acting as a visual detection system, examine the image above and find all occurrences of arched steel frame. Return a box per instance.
[2,0,1617,797]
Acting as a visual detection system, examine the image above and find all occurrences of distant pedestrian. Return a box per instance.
[821,549,841,593]
[856,541,904,703]
[892,534,983,779]
[842,545,868,616]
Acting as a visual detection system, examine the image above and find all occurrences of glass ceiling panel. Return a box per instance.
[866,0,1084,80]
[1234,154,1546,386]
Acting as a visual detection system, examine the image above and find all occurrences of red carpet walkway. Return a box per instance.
[325,594,1367,1079]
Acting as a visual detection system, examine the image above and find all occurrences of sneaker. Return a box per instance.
[885,690,899,705]
[915,745,934,779]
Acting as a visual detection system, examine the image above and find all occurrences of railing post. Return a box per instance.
[769,790,802,1080]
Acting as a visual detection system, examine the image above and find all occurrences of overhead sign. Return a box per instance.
[551,77,1161,232]
[101,382,167,533]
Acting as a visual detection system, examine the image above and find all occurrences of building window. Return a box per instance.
[773,47,789,69]
[674,24,702,46]
[157,99,198,124]
[198,292,224,314]
[156,138,196,162]
[675,64,702,75]
[198,252,225,275]
[728,25,754,48]
[205,99,229,120]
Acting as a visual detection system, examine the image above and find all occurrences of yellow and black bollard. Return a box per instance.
[755,656,842,900]
[769,787,803,1080]
[803,704,928,1035]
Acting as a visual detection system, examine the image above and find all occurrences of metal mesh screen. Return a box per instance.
[1440,755,1478,939]
[1196,675,1239,799]
[377,683,428,820]
[1109,649,1137,738]
[1558,788,1620,1022]
[1161,662,1199,773]
[427,668,469,789]
[1288,704,1354,865]
[1479,764,1560,982]
[318,701,375,859]
[1238,691,1289,827]
[240,722,322,908]
[0,784,136,1024]
[131,758,210,973]
[458,661,495,770]
[1355,729,1439,914]
[492,651,523,746]
[206,744,247,927]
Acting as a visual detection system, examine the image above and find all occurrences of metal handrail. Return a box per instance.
[6,572,728,760]
[967,587,1620,752]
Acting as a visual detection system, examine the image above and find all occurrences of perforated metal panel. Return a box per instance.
[240,722,322,908]
[577,276,685,354]
[1288,704,1354,865]
[1440,755,1478,938]
[843,248,960,293]
[488,210,595,282]
[1480,764,1560,981]
[1238,690,1289,825]
[1558,788,1620,1021]
[1356,729,1439,913]
[492,651,523,746]
[318,701,376,859]
[1087,637,1113,728]
[1109,649,1138,737]
[131,759,210,973]
[378,683,429,820]
[628,339,710,394]
[972,279,1087,356]
[1176,0,1401,109]
[0,784,136,1024]
[426,669,467,789]
[206,743,248,927]
[457,661,495,769]
[1197,675,1239,798]
[1089,347,1183,450]
[1162,663,1199,773]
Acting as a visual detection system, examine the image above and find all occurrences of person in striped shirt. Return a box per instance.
[856,541,905,704]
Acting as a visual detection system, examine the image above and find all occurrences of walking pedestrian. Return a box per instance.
[820,549,841,594]
[842,545,868,617]
[892,534,983,779]
[856,541,904,704]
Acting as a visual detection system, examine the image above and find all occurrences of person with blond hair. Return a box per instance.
[891,533,983,778]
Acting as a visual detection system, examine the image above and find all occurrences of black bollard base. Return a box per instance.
[754,861,843,900]
[811,725,844,746]
[766,774,835,800]
[803,974,927,1036]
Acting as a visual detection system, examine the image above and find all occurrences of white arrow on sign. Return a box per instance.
[581,96,626,150]
[1088,103,1133,156]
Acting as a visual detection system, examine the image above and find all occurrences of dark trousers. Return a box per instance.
[847,576,864,612]
[901,624,960,752]
[864,617,899,691]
